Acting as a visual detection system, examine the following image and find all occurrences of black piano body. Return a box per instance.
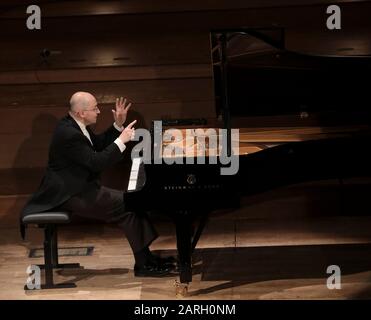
[125,155,240,283]
[125,28,371,285]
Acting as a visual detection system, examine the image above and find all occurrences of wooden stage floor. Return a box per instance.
[1,211,371,300]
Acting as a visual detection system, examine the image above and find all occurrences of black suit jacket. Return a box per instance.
[21,114,123,218]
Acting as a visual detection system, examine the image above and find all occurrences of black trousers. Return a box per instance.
[59,184,158,253]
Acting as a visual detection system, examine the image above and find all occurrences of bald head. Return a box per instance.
[69,91,96,112]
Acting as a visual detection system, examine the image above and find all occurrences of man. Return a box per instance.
[21,91,173,277]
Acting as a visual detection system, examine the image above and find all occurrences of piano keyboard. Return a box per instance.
[128,157,142,191]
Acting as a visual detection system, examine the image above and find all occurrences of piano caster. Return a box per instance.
[174,280,189,298]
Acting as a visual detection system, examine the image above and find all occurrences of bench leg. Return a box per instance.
[50,225,80,269]
[25,224,78,290]
[44,225,54,287]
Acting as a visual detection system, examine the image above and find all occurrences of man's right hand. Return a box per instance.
[119,120,137,144]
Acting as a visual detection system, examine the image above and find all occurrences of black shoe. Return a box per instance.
[148,255,177,270]
[152,255,177,266]
[134,262,171,277]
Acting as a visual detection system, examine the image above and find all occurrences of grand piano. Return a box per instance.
[124,28,371,294]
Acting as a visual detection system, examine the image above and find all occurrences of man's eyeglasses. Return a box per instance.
[84,106,100,112]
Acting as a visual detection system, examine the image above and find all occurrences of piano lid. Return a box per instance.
[211,28,371,127]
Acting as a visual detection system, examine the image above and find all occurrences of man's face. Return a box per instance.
[82,97,100,125]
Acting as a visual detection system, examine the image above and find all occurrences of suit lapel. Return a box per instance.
[66,114,96,150]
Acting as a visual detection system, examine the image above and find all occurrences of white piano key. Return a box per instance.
[127,158,142,191]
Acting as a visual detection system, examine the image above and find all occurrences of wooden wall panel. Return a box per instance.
[0,33,211,71]
[0,108,65,135]
[0,194,29,227]
[0,78,214,107]
[0,162,131,196]
[0,101,214,134]
[0,133,50,169]
[0,168,45,195]
[0,64,211,84]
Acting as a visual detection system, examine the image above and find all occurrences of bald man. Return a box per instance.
[21,92,172,277]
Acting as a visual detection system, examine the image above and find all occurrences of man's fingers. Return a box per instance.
[124,102,132,111]
[116,96,131,111]
[126,119,137,129]
[116,97,122,109]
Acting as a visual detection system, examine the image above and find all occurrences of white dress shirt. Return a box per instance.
[70,114,126,152]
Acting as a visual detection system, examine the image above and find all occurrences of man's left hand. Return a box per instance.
[113,97,132,127]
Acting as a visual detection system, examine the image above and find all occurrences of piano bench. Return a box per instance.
[22,212,81,290]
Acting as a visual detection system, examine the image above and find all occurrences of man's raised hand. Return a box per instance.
[113,97,132,127]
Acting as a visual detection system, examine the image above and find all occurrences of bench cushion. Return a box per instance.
[22,212,71,225]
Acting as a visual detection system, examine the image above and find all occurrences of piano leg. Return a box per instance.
[174,211,209,297]
[174,210,194,297]
[191,214,209,253]
[175,210,193,284]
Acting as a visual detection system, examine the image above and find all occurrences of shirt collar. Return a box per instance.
[69,111,87,132]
